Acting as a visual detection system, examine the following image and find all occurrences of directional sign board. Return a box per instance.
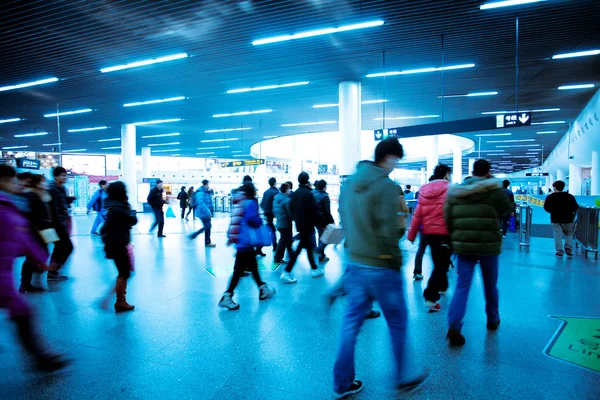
[496,112,532,128]
[545,316,600,373]
[374,128,400,141]
[526,172,549,177]
[221,159,265,168]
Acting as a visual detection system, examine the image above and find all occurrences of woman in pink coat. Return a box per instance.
[408,164,452,312]
[0,166,70,372]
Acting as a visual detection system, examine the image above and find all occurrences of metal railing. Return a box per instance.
[574,206,599,259]
[518,204,532,250]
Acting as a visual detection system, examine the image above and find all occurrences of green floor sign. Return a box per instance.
[545,316,600,373]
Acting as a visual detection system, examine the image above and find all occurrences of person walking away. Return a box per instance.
[333,138,428,398]
[273,183,293,267]
[397,185,409,239]
[408,164,452,312]
[87,180,109,235]
[283,172,323,282]
[100,182,138,312]
[0,166,71,372]
[147,180,166,238]
[444,159,514,346]
[500,180,515,238]
[259,177,279,254]
[177,186,188,219]
[543,180,579,257]
[48,167,75,281]
[20,174,54,293]
[219,183,276,310]
[411,176,435,281]
[314,179,335,263]
[403,184,414,200]
[189,180,216,246]
[185,186,195,220]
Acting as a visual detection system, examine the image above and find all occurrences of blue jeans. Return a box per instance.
[191,218,212,244]
[91,211,106,234]
[333,264,407,393]
[447,254,499,332]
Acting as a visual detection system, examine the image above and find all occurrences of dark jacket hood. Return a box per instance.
[447,177,502,201]
[352,161,392,193]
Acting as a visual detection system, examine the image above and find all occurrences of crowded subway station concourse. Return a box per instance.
[0,1,599,399]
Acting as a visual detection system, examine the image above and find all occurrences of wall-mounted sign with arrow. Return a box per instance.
[544,316,600,374]
[497,112,532,128]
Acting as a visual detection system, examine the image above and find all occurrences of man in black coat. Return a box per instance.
[147,180,166,237]
[260,177,279,252]
[543,180,579,257]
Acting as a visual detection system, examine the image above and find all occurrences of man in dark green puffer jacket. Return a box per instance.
[444,159,514,346]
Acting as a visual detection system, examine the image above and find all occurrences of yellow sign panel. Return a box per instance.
[545,316,600,373]
[221,159,265,168]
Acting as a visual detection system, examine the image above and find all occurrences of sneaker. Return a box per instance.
[36,354,72,373]
[205,243,216,247]
[487,319,501,330]
[279,271,297,284]
[413,273,423,281]
[259,283,276,300]
[311,269,325,279]
[318,255,330,263]
[47,273,68,282]
[425,300,441,312]
[334,380,363,399]
[365,310,381,320]
[555,251,563,257]
[19,284,44,293]
[397,370,429,393]
[257,250,267,257]
[565,250,573,258]
[446,329,466,346]
[157,234,167,238]
[218,293,240,310]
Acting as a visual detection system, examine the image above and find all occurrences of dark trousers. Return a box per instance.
[21,236,47,285]
[315,225,327,255]
[414,233,429,275]
[186,206,196,219]
[150,208,165,235]
[226,251,264,294]
[274,228,293,261]
[265,214,277,248]
[50,226,73,270]
[180,206,186,219]
[423,234,450,303]
[501,215,511,235]
[112,250,131,279]
[286,230,318,273]
[191,218,212,244]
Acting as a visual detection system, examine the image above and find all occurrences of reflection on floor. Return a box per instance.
[0,213,598,399]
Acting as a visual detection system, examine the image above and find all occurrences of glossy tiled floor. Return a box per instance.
[0,213,598,399]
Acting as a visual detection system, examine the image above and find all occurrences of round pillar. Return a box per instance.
[339,81,361,176]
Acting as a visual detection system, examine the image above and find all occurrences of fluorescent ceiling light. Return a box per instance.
[132,118,181,125]
[531,121,565,125]
[171,154,181,157]
[252,20,384,46]
[15,132,48,138]
[68,126,108,132]
[2,145,29,149]
[0,77,59,92]
[281,120,337,127]
[475,133,512,137]
[196,152,215,155]
[503,155,537,159]
[42,143,62,146]
[487,139,535,143]
[558,84,595,90]
[227,81,309,94]
[213,109,272,118]
[205,127,251,133]
[123,96,185,107]
[362,99,388,105]
[480,0,544,10]
[100,53,188,73]
[44,108,92,118]
[147,142,180,147]
[64,149,86,152]
[97,138,121,142]
[536,131,557,134]
[481,108,559,114]
[374,115,439,121]
[439,91,497,98]
[101,146,122,150]
[231,150,243,153]
[200,138,239,143]
[263,135,278,139]
[197,146,230,150]
[151,148,180,153]
[0,118,21,124]
[495,144,540,147]
[552,49,600,59]
[141,132,180,138]
[367,63,474,78]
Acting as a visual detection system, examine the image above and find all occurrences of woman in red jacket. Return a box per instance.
[408,164,451,312]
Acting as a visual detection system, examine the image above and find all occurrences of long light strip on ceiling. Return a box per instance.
[68,126,108,132]
[205,127,251,133]
[374,115,439,121]
[480,0,544,10]
[151,148,180,153]
[123,96,185,107]
[63,149,87,152]
[200,138,239,143]
[227,81,309,94]
[198,146,230,150]
[0,118,21,124]
[475,133,512,137]
[281,120,337,127]
[0,77,59,92]
[313,100,387,108]
[213,109,272,118]
[531,121,565,125]
[487,139,535,143]
[42,143,62,146]
[3,145,29,149]
[100,53,188,73]
[101,146,122,150]
[366,63,474,78]
[44,108,92,118]
[147,142,181,147]
[97,138,120,142]
[252,20,384,46]
[552,49,600,59]
[536,131,557,134]
[495,144,540,147]
[132,118,181,125]
[481,108,560,114]
[196,152,215,155]
[15,132,48,138]
[440,91,498,98]
[557,84,595,90]
[263,135,278,139]
[141,132,181,138]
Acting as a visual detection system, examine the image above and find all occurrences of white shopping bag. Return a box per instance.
[320,224,345,245]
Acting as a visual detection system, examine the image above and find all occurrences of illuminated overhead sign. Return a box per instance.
[496,112,531,128]
[221,159,265,168]
[525,172,548,177]
[16,158,41,170]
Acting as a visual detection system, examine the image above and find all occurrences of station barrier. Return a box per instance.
[518,204,532,251]
[574,207,600,259]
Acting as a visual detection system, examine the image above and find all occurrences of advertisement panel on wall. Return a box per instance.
[61,155,106,176]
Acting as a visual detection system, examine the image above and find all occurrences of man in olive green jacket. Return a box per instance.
[444,159,514,346]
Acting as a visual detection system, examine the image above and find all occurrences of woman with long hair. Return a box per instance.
[100,181,138,312]
[185,186,195,221]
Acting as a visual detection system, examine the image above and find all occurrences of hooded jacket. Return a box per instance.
[273,192,292,229]
[314,189,334,227]
[176,189,189,208]
[194,186,214,219]
[101,199,138,259]
[147,186,165,210]
[290,184,318,233]
[408,180,449,241]
[444,177,514,256]
[48,180,75,230]
[543,191,578,223]
[339,161,402,269]
[260,186,279,215]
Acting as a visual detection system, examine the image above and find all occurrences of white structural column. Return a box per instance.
[468,158,476,176]
[142,147,152,178]
[339,81,361,176]
[591,151,600,196]
[121,124,138,210]
[556,169,566,182]
[452,145,462,184]
[420,167,426,185]
[289,136,302,178]
[426,136,439,178]
[568,163,582,195]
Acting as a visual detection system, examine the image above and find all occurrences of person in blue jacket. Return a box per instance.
[189,180,216,246]
[87,180,109,235]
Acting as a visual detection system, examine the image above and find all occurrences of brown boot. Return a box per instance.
[114,277,135,313]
